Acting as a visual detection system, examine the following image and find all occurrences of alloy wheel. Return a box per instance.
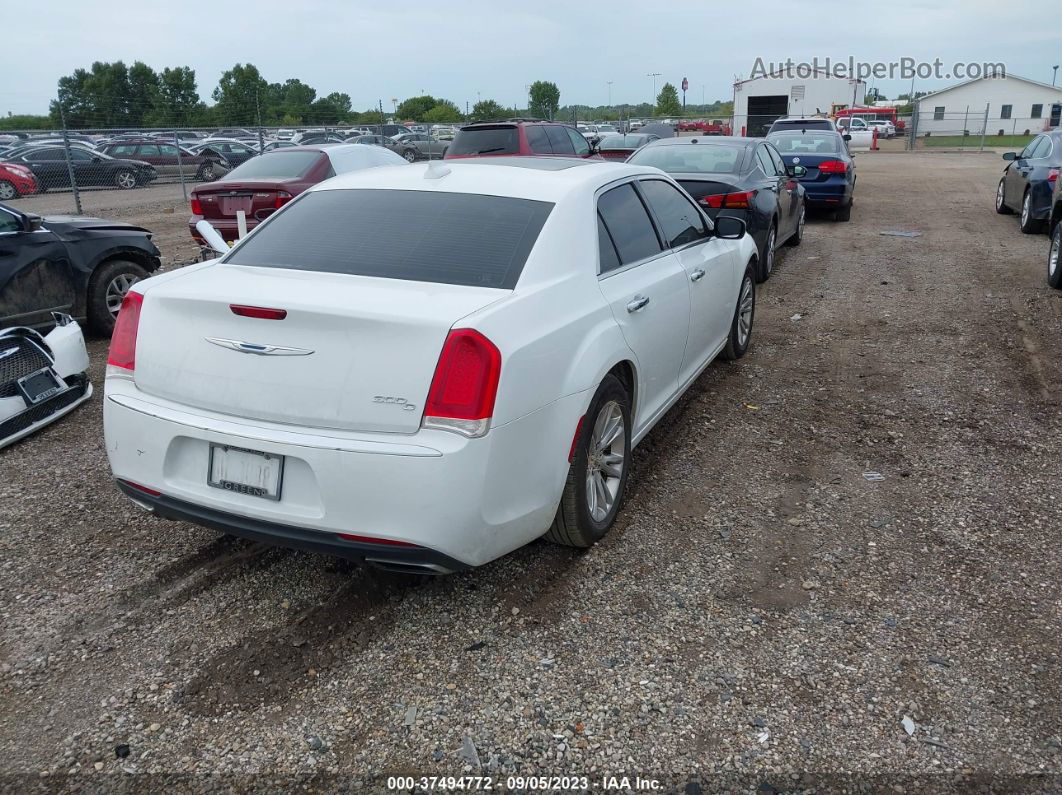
[106,273,140,317]
[765,228,776,274]
[996,181,1005,210]
[116,171,136,189]
[1022,194,1031,227]
[797,207,805,239]
[585,400,626,522]
[1051,231,1060,278]
[0,181,15,201]
[737,275,754,348]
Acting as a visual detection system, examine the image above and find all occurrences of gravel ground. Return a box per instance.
[0,152,1060,792]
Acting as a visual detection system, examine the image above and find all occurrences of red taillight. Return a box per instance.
[119,479,161,497]
[106,291,144,372]
[699,190,753,209]
[190,196,202,215]
[1048,168,1059,185]
[422,329,502,438]
[818,159,848,174]
[230,304,287,320]
[275,191,292,209]
[337,532,418,548]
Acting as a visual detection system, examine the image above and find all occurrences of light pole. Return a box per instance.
[647,73,661,109]
[607,81,613,108]
[525,84,531,116]
[1054,65,1059,87]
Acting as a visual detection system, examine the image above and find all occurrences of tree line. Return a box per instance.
[0,66,730,132]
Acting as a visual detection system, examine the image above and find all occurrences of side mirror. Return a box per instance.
[714,216,746,240]
[1002,151,1017,161]
[25,214,43,232]
[92,156,101,163]
[843,133,852,142]
[789,165,807,177]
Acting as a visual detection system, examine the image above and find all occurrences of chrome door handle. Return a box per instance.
[626,295,650,313]
[690,268,706,282]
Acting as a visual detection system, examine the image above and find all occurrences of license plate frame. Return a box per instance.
[17,367,64,407]
[207,444,284,501]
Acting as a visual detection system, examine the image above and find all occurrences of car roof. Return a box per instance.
[312,158,658,202]
[647,136,758,147]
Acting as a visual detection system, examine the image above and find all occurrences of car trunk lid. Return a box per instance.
[194,179,299,221]
[133,265,505,433]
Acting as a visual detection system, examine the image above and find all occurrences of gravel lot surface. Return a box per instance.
[1,152,1060,791]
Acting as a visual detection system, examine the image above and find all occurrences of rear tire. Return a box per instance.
[0,181,16,201]
[547,374,631,548]
[995,179,1012,214]
[114,169,137,190]
[403,149,418,163]
[758,223,776,282]
[833,202,852,222]
[1020,190,1044,234]
[1049,223,1062,289]
[723,266,756,361]
[87,259,149,336]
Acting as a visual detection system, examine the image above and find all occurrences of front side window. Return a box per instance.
[639,179,709,248]
[27,149,63,162]
[0,210,21,234]
[597,183,662,266]
[137,145,161,156]
[566,127,590,156]
[226,189,552,289]
[755,147,776,176]
[766,144,787,175]
[159,144,179,157]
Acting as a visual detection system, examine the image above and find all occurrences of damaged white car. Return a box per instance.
[0,313,91,449]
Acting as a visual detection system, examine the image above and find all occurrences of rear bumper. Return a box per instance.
[116,481,469,574]
[103,383,588,568]
[801,180,852,206]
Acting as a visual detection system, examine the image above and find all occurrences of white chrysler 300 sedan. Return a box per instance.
[104,158,759,573]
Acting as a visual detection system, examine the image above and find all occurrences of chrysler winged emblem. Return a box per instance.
[205,337,314,356]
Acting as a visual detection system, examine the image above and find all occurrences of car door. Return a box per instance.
[157,143,183,177]
[0,206,77,326]
[1006,136,1043,204]
[765,143,798,238]
[596,181,691,433]
[637,178,738,383]
[23,148,70,189]
[754,145,788,238]
[135,144,167,176]
[544,125,576,158]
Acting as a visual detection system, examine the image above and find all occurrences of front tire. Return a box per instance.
[1020,190,1044,234]
[403,149,418,163]
[196,162,217,182]
[114,169,137,190]
[758,223,777,282]
[1049,223,1062,289]
[995,179,1012,214]
[547,374,631,548]
[87,259,149,336]
[723,267,756,361]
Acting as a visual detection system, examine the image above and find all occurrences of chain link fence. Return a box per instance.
[904,108,1059,151]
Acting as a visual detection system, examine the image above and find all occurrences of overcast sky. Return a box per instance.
[2,0,1059,116]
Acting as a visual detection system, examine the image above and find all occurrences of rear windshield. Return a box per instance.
[448,126,519,156]
[767,132,841,154]
[225,189,553,289]
[222,151,320,180]
[628,144,743,174]
[771,119,832,130]
[599,135,646,151]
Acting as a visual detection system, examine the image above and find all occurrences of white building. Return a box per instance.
[914,74,1062,136]
[732,68,866,136]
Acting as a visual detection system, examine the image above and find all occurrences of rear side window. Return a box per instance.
[448,126,519,156]
[597,214,622,273]
[526,125,552,154]
[545,126,575,155]
[597,183,661,266]
[226,189,553,289]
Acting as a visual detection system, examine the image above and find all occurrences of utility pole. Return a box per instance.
[607,81,613,108]
[647,73,661,109]
[525,85,531,116]
[1054,65,1059,87]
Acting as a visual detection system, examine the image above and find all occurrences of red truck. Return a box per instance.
[677,119,731,135]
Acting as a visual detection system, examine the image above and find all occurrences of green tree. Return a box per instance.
[127,62,160,126]
[308,92,352,124]
[153,66,201,126]
[471,99,508,120]
[396,95,438,121]
[655,83,681,116]
[0,114,52,131]
[212,63,268,126]
[528,81,560,120]
[53,61,134,128]
[279,78,316,121]
[423,100,462,123]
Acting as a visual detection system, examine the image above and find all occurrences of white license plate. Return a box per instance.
[208,444,284,501]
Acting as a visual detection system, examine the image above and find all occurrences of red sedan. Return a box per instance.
[189,144,406,246]
[0,162,38,200]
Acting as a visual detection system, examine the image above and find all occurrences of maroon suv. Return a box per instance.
[445,120,596,159]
